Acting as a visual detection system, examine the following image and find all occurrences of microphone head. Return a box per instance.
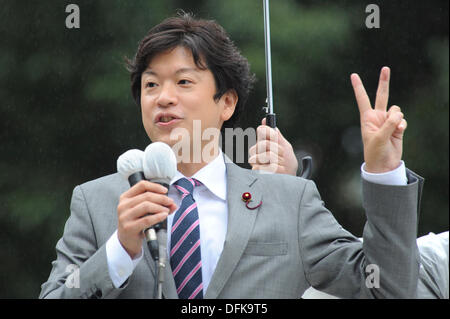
[117,149,144,179]
[143,142,177,185]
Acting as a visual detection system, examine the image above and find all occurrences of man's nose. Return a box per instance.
[156,82,178,107]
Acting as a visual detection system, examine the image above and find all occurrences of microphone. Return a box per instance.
[116,149,159,261]
[143,142,177,299]
[117,149,145,185]
[143,142,177,186]
[143,142,177,247]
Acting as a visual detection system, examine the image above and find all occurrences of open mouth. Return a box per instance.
[155,113,182,126]
[159,116,177,123]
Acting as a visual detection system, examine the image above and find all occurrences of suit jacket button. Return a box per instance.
[94,289,102,298]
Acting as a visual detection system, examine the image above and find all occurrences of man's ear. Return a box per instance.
[220,89,238,121]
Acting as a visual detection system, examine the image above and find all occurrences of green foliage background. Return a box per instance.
[0,0,448,298]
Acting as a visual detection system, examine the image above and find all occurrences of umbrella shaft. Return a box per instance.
[263,0,274,115]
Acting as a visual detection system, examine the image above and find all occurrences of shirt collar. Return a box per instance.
[170,149,227,201]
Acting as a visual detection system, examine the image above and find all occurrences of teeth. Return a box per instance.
[160,116,174,123]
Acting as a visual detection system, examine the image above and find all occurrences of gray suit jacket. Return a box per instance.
[40,161,423,299]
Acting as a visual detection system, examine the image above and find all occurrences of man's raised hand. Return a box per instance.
[351,67,407,173]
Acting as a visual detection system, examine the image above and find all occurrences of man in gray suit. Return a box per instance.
[40,13,422,299]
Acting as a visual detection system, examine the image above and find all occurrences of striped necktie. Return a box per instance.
[170,177,203,299]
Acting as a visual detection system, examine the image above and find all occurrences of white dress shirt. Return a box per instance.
[106,156,408,290]
[165,150,228,293]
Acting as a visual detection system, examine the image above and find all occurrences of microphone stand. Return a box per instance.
[145,219,167,299]
[155,224,167,299]
[144,182,169,299]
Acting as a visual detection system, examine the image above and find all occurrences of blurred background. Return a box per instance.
[0,0,448,298]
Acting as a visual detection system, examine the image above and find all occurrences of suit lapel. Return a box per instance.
[162,257,178,298]
[204,162,263,299]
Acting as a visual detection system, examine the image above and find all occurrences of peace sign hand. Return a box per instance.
[351,67,407,173]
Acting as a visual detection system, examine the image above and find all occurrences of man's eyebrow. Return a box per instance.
[142,67,200,76]
[175,67,201,75]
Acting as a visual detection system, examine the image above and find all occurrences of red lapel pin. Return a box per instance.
[242,192,262,210]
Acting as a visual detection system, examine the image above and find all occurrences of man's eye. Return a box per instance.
[146,82,157,88]
[178,79,192,85]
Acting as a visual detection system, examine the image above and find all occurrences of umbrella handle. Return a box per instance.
[300,156,313,179]
[264,112,313,179]
[266,113,276,128]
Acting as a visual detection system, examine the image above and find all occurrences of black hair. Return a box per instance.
[126,12,256,130]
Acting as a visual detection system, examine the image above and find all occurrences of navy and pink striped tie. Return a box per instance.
[170,177,203,299]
